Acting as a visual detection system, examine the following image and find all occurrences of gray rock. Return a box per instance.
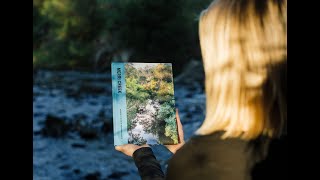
[84,171,101,180]
[41,114,70,137]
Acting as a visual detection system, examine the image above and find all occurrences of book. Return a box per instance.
[111,62,179,146]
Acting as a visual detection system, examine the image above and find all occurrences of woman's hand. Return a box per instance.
[165,109,185,154]
[115,144,150,157]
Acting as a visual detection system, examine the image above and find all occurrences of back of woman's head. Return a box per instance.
[197,0,287,140]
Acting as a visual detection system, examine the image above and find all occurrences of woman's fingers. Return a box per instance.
[176,108,184,143]
[115,144,149,157]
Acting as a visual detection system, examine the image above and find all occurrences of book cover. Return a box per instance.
[111,62,179,146]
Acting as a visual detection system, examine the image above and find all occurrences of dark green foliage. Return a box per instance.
[129,133,147,145]
[33,0,212,70]
[157,99,178,143]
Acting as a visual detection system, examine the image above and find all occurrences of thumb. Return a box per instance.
[115,145,123,151]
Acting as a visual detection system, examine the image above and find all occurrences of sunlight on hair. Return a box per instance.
[196,0,287,140]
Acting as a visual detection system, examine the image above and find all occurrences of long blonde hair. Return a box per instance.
[196,0,287,140]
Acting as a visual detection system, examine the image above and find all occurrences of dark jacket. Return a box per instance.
[133,131,287,180]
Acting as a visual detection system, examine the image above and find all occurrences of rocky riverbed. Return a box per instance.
[33,62,206,180]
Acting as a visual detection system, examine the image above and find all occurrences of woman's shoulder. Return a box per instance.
[172,131,259,162]
[251,135,287,179]
[166,131,269,179]
[172,131,273,167]
[188,131,253,147]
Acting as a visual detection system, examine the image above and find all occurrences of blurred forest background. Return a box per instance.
[33,0,212,72]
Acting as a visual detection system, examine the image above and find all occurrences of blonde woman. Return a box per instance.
[115,0,287,179]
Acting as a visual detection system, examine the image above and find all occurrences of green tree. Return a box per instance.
[33,0,108,69]
[34,0,213,70]
[157,99,178,144]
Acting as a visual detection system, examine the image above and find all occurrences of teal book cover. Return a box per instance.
[111,62,179,146]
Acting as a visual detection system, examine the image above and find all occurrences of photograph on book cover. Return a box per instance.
[112,63,178,145]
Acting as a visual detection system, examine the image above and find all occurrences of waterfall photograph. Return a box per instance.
[125,63,178,145]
